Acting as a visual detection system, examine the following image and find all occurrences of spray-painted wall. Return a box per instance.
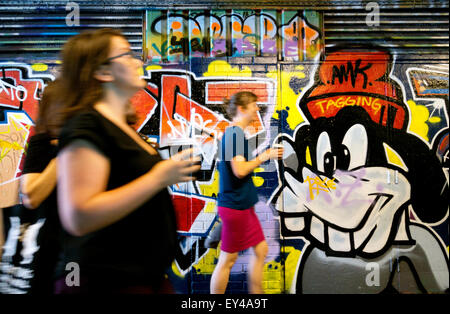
[0,5,448,294]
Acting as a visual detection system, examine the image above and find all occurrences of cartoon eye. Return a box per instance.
[316,131,334,175]
[323,152,335,176]
[336,144,350,170]
[341,124,368,170]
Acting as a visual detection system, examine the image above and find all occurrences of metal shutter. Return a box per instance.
[0,6,143,63]
[324,7,449,59]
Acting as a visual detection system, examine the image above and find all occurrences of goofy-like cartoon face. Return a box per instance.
[273,107,409,256]
[272,106,448,258]
[271,50,448,259]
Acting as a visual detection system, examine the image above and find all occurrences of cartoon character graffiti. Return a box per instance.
[270,51,449,293]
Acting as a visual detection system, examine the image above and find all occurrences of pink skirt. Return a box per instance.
[218,206,265,253]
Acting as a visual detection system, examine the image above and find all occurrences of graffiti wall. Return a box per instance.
[0,7,448,294]
[0,64,53,208]
[145,9,323,62]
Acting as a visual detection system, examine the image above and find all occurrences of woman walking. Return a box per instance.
[53,28,200,293]
[210,91,283,294]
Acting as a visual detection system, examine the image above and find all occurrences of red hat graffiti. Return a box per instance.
[300,51,409,130]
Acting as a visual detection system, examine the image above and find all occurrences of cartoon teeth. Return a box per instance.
[277,172,308,233]
[310,216,325,244]
[277,165,412,254]
[285,217,305,232]
[328,227,351,253]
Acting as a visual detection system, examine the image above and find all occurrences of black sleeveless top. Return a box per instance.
[57,108,178,288]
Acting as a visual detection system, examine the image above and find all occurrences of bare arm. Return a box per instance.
[20,158,57,209]
[230,148,283,179]
[57,139,199,236]
[230,155,263,179]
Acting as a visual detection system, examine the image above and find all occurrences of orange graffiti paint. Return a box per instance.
[171,21,182,30]
[211,22,220,33]
[233,21,242,32]
[243,25,252,34]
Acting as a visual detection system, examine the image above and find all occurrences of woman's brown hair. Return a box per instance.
[34,80,64,138]
[222,91,257,120]
[39,28,126,131]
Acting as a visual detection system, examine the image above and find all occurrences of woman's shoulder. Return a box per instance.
[58,108,110,153]
[28,131,52,144]
[62,108,103,132]
[224,125,245,136]
[222,126,247,144]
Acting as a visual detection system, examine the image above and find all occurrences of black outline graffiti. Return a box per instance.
[148,10,323,58]
[271,49,449,293]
